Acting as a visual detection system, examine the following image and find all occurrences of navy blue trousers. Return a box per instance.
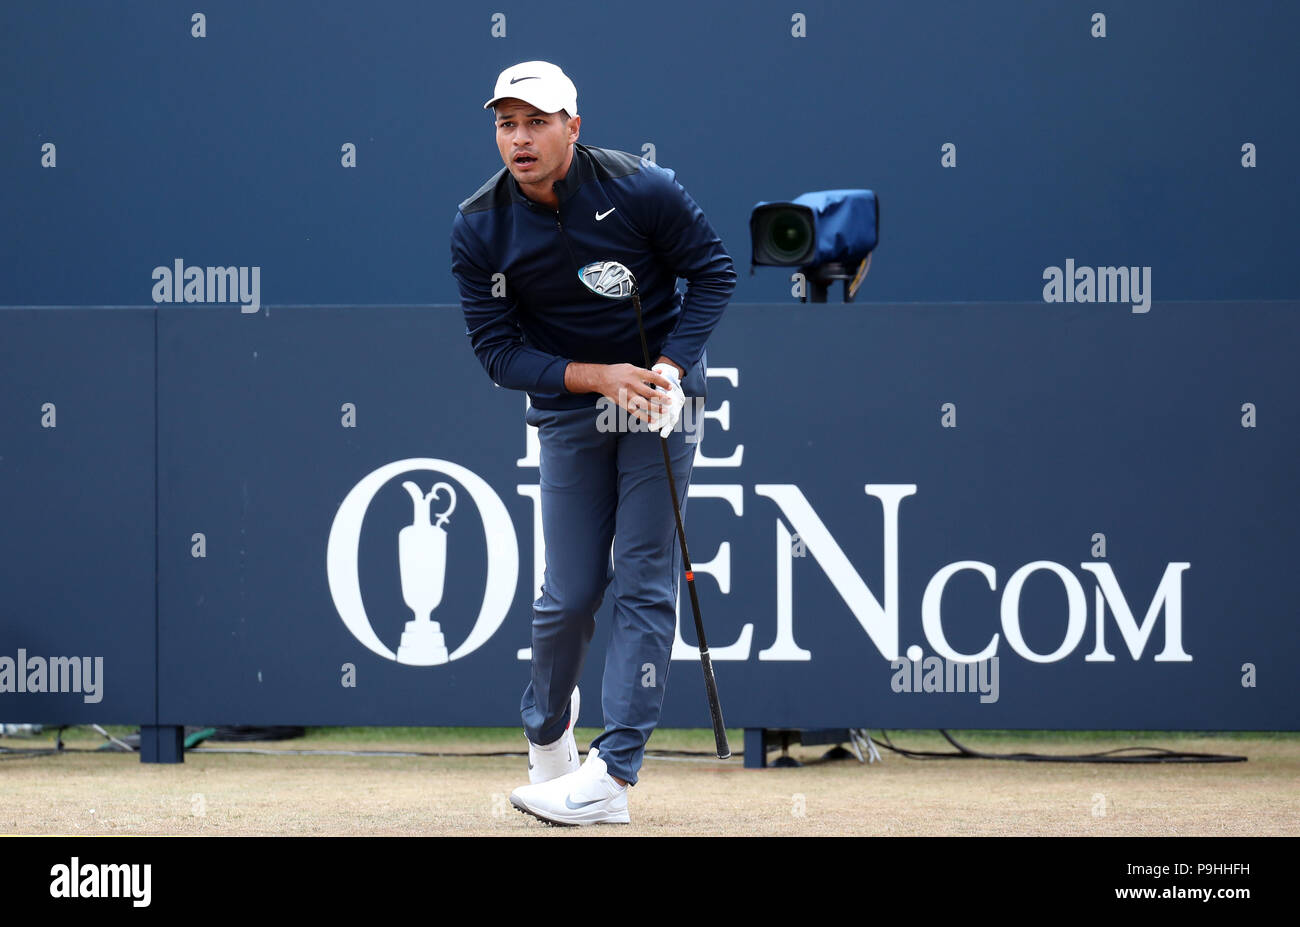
[520,398,698,785]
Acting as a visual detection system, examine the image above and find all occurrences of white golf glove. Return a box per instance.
[647,362,686,438]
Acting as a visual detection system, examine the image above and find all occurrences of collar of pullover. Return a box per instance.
[509,144,589,211]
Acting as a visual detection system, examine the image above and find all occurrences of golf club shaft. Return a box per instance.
[630,291,730,760]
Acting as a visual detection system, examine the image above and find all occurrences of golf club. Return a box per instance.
[577,260,731,760]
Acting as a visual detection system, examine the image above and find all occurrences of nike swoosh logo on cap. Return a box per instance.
[596,208,616,221]
[564,794,605,810]
[510,76,538,84]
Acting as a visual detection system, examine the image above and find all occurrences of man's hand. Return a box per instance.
[645,362,685,438]
[565,361,675,425]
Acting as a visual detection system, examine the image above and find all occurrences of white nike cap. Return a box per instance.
[484,60,579,118]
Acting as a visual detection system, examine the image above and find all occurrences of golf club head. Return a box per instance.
[578,260,638,299]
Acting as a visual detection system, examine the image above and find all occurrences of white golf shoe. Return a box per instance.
[526,686,581,784]
[511,747,630,826]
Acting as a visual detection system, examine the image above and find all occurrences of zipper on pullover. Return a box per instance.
[554,209,580,276]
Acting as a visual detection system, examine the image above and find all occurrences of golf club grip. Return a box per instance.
[698,647,731,758]
[683,572,729,758]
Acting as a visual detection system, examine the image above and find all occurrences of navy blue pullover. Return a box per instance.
[450,143,736,409]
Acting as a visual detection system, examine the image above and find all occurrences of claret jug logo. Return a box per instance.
[326,458,519,665]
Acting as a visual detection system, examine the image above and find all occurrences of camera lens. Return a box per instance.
[761,209,814,264]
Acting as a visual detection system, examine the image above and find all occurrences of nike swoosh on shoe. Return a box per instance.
[564,795,605,810]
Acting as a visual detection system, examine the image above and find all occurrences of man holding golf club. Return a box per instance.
[450,60,736,825]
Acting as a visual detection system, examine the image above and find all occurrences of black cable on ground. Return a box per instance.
[872,729,1246,763]
[0,746,63,760]
[208,726,305,742]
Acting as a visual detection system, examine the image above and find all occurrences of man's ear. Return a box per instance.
[568,114,581,144]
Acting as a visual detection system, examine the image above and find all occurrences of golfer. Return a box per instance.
[450,61,736,825]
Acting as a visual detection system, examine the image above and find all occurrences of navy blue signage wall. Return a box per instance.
[3,304,1297,730]
[0,310,157,723]
[2,1,1297,733]
[2,1,1298,306]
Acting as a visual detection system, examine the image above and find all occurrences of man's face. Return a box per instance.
[494,98,580,193]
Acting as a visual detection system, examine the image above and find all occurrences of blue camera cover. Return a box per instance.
[791,189,878,264]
